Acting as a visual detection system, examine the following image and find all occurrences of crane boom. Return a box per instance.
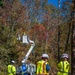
[17,34,36,75]
[22,40,35,63]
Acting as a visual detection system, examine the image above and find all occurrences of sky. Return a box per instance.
[48,0,58,8]
[21,0,64,8]
[48,0,64,8]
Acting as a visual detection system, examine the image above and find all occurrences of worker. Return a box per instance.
[57,53,70,75]
[8,60,16,75]
[20,61,28,75]
[36,53,50,75]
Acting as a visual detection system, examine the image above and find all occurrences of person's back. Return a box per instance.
[8,64,12,75]
[8,60,16,75]
[36,54,50,75]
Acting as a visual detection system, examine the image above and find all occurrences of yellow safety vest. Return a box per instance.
[8,65,16,75]
[57,61,70,75]
[36,60,49,75]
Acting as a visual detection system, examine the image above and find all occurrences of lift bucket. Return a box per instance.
[22,35,30,44]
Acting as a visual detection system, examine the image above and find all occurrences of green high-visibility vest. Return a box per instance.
[8,65,16,75]
[57,61,70,75]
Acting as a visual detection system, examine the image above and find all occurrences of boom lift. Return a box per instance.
[17,33,36,75]
[22,35,35,63]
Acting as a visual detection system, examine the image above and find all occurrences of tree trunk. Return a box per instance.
[64,23,71,52]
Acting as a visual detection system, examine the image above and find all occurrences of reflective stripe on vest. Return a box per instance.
[58,61,69,73]
[36,60,49,74]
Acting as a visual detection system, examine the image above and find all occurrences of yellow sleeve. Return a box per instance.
[67,62,70,71]
[36,61,41,74]
[8,65,12,73]
[57,61,62,69]
[12,66,16,74]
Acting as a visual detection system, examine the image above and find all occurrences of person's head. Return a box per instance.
[11,60,15,64]
[41,53,49,61]
[61,53,69,61]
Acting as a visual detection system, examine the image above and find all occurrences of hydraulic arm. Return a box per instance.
[17,33,36,75]
[22,40,35,63]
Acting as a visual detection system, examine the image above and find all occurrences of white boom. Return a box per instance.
[17,34,36,75]
[22,35,35,63]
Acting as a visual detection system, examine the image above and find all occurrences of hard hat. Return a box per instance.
[22,61,25,64]
[42,53,49,58]
[61,53,69,58]
[11,60,15,63]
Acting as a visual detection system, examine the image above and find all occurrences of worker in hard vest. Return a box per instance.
[8,60,16,75]
[57,53,70,75]
[36,53,50,75]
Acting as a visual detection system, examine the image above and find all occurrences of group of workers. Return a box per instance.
[7,53,70,75]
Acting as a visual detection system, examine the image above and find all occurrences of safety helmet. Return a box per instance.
[22,61,25,64]
[61,53,69,58]
[41,53,49,59]
[11,60,15,63]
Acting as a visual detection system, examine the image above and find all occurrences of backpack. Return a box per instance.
[46,64,50,72]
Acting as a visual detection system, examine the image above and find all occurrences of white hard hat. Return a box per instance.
[61,53,69,58]
[42,53,49,58]
[22,61,25,64]
[11,60,15,63]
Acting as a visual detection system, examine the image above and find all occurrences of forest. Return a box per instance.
[0,0,75,75]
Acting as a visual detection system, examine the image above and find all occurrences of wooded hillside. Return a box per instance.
[0,0,73,75]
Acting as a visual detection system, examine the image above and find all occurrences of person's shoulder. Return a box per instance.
[37,60,41,63]
[46,62,49,64]
[8,64,12,66]
[11,65,16,68]
[57,61,62,65]
[65,61,70,64]
[37,60,42,64]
